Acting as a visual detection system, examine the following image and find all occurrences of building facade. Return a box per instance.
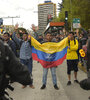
[38,1,56,34]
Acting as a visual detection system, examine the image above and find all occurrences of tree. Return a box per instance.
[55,0,90,30]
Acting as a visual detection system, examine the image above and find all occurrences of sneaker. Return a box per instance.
[29,85,35,89]
[67,81,71,85]
[74,80,79,84]
[54,84,59,90]
[40,84,46,89]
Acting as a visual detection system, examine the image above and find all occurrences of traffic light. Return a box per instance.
[65,11,68,30]
[65,11,68,21]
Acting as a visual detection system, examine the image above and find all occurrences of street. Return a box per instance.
[8,61,90,100]
[0,0,90,100]
[57,60,90,100]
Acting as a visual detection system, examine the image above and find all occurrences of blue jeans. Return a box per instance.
[20,58,33,75]
[42,67,57,85]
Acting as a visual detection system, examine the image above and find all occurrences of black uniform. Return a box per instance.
[80,39,90,90]
[0,40,32,99]
[87,39,90,72]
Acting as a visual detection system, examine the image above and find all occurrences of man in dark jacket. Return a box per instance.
[0,40,32,100]
[3,32,17,56]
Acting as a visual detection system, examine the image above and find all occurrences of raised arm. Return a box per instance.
[80,24,88,39]
[12,32,22,46]
[12,24,22,46]
[31,24,39,40]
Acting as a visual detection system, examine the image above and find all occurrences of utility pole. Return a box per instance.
[1,16,20,26]
[70,0,73,31]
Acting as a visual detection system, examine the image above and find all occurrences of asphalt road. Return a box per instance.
[8,61,90,100]
[57,60,90,100]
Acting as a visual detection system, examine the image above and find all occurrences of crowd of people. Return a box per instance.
[34,25,90,70]
[0,24,90,99]
[32,24,90,91]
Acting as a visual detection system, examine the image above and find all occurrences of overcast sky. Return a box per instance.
[0,0,62,29]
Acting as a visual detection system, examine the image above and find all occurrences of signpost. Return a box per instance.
[73,18,80,28]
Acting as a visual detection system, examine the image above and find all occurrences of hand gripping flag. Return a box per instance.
[31,37,68,68]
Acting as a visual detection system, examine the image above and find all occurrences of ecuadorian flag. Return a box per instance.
[31,37,68,68]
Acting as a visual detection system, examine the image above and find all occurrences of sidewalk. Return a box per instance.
[8,61,69,100]
[78,62,87,73]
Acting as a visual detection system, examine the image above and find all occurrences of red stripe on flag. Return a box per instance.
[32,53,66,68]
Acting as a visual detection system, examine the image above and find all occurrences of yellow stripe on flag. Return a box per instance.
[31,37,68,54]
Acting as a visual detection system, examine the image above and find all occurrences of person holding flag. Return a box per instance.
[40,32,59,90]
[31,29,68,90]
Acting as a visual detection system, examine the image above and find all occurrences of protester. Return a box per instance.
[75,26,88,66]
[3,32,17,56]
[32,27,43,43]
[37,34,43,43]
[55,34,61,42]
[51,33,57,42]
[82,40,88,68]
[40,32,59,90]
[12,25,35,89]
[66,32,79,85]
[79,25,88,50]
[9,32,21,58]
[32,24,39,40]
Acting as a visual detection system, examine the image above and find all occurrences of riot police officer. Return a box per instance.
[0,40,32,100]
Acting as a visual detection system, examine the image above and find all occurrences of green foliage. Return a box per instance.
[55,0,90,30]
